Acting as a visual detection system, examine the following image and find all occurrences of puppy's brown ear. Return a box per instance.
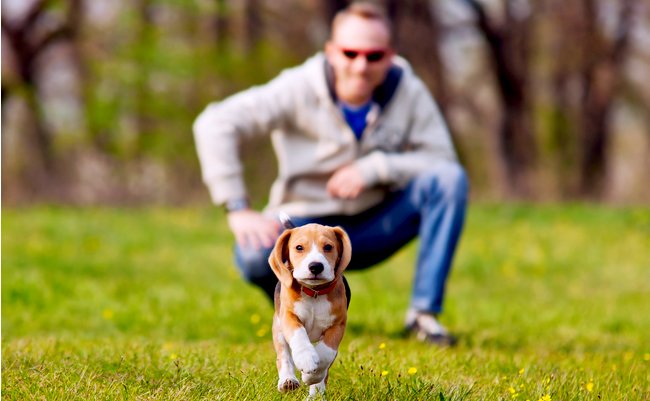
[333,226,352,274]
[268,229,294,288]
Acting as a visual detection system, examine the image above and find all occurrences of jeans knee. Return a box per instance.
[443,163,469,201]
[415,162,469,203]
[234,245,274,281]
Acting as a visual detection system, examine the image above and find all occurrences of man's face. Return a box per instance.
[325,16,393,105]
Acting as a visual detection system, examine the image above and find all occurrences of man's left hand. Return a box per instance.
[326,164,367,199]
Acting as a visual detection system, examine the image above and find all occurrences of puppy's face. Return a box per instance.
[269,224,352,288]
[287,225,340,285]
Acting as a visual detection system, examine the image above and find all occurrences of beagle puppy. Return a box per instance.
[268,222,351,398]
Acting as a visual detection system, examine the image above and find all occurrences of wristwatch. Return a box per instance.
[225,198,250,212]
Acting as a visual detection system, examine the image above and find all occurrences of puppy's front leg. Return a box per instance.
[288,327,319,374]
[302,323,344,386]
[282,315,319,374]
[273,316,299,392]
[302,342,337,385]
[308,377,327,399]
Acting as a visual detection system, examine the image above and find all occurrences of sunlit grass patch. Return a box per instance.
[2,204,649,400]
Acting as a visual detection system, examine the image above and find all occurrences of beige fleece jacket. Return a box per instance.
[193,53,457,217]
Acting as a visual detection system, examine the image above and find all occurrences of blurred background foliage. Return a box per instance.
[2,0,649,206]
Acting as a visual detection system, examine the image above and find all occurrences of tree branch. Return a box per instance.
[611,0,636,64]
[460,0,501,44]
[21,0,50,33]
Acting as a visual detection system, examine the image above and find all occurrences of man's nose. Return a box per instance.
[351,56,369,71]
[308,262,324,275]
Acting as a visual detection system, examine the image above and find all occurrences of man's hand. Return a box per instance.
[326,164,367,199]
[227,209,281,250]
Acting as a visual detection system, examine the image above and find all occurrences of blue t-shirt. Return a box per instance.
[340,102,372,140]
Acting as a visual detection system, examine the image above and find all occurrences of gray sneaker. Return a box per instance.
[404,309,457,346]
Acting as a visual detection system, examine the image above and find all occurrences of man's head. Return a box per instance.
[325,2,394,106]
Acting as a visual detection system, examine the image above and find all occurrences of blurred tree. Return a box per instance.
[134,0,155,157]
[576,0,637,199]
[2,0,83,172]
[547,0,580,198]
[544,0,639,199]
[243,0,262,53]
[1,0,647,205]
[461,0,537,198]
[321,0,348,23]
[387,0,449,114]
[214,0,230,51]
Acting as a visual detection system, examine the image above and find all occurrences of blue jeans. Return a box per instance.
[234,161,468,314]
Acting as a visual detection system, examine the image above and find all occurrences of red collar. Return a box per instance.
[298,278,339,298]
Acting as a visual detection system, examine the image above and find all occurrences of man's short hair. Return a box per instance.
[331,2,392,40]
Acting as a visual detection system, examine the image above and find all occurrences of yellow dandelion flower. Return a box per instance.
[585,382,594,392]
[509,387,517,394]
[407,367,417,375]
[520,384,525,389]
[250,314,261,325]
[381,370,389,376]
[537,395,551,401]
[256,326,268,337]
[643,353,650,361]
[379,343,386,350]
[102,309,114,320]
[623,352,633,362]
[519,368,525,375]
[170,353,178,360]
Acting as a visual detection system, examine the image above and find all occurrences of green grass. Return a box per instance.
[2,204,649,400]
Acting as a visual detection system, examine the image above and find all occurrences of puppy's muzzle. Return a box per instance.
[308,262,324,275]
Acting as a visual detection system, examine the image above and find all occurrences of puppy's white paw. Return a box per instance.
[302,369,327,386]
[277,377,300,392]
[293,349,320,374]
[308,380,327,399]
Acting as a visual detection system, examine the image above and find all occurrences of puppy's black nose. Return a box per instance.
[308,262,324,275]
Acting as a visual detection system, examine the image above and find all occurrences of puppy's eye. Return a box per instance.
[296,245,304,251]
[323,244,333,252]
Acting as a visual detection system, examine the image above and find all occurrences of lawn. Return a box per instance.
[2,204,649,400]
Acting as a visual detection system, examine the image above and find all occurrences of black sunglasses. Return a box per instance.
[340,48,389,63]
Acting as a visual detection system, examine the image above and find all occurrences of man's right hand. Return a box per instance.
[227,209,281,250]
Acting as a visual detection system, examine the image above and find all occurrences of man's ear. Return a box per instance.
[268,229,294,288]
[333,226,352,274]
[324,41,337,62]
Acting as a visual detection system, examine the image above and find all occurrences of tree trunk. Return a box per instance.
[462,0,537,198]
[390,0,449,115]
[1,1,56,171]
[214,0,231,52]
[547,0,581,198]
[243,0,262,53]
[134,0,155,156]
[577,0,635,199]
[321,0,348,26]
